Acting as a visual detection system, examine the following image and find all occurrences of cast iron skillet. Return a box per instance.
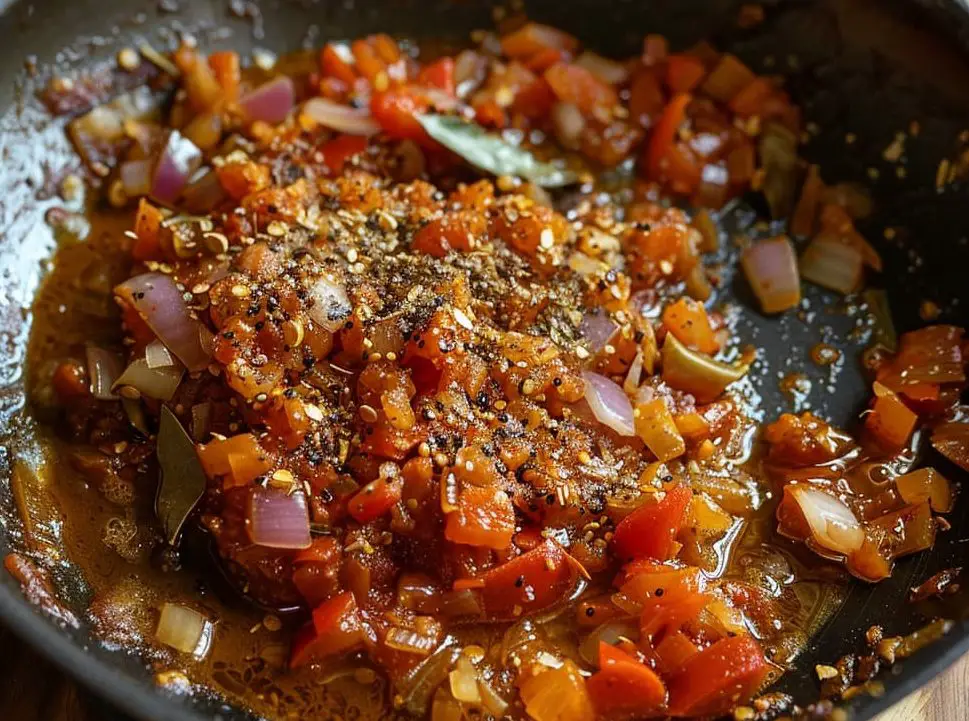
[1,0,968,719]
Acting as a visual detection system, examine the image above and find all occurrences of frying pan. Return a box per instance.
[0,0,968,719]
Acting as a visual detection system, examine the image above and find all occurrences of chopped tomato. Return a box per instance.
[866,390,918,450]
[320,134,368,175]
[477,539,579,619]
[132,198,165,261]
[662,298,719,354]
[290,592,365,668]
[197,433,273,487]
[320,43,358,85]
[545,62,619,113]
[587,642,667,717]
[665,54,706,93]
[370,90,430,144]
[666,635,770,717]
[208,51,241,101]
[501,23,579,60]
[646,93,698,192]
[612,485,693,561]
[418,57,455,95]
[347,474,403,523]
[445,485,516,549]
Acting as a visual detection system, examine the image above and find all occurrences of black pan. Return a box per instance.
[1,0,968,719]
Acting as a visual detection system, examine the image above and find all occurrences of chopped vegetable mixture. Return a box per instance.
[30,16,969,721]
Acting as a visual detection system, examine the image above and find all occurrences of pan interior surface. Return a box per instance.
[0,1,967,720]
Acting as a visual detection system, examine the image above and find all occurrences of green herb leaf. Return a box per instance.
[417,114,578,188]
[155,405,207,546]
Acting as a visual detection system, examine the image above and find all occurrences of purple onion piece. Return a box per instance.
[582,370,635,437]
[248,488,312,550]
[239,76,296,125]
[117,273,211,372]
[150,130,203,206]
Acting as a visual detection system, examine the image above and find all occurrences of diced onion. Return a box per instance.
[112,358,183,401]
[454,50,489,99]
[117,273,212,372]
[932,421,969,472]
[575,52,629,85]
[156,602,212,656]
[145,340,176,369]
[399,641,461,715]
[800,236,864,295]
[302,97,381,136]
[784,484,864,556]
[247,488,312,550]
[190,402,212,442]
[578,621,638,665]
[896,467,953,513]
[551,102,586,148]
[660,333,747,403]
[386,627,440,656]
[448,656,481,704]
[582,371,635,437]
[307,275,352,332]
[119,159,153,198]
[741,237,800,314]
[580,311,617,354]
[477,677,509,716]
[239,76,296,125]
[150,131,203,206]
[85,345,123,400]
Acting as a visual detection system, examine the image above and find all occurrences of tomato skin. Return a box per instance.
[587,642,667,718]
[611,485,693,561]
[445,485,516,550]
[290,591,365,668]
[666,635,770,717]
[419,57,456,95]
[544,62,619,113]
[370,90,430,144]
[320,43,358,85]
[665,54,706,93]
[347,475,403,523]
[477,539,579,619]
[320,134,368,175]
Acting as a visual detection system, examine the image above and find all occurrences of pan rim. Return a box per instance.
[1,0,968,718]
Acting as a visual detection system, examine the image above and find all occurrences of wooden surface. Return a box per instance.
[0,622,964,720]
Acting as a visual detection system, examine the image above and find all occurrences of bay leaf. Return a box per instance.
[416,114,578,188]
[155,405,207,546]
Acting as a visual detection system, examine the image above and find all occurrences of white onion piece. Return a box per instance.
[112,358,183,401]
[145,340,176,369]
[307,275,352,332]
[448,656,481,704]
[85,345,123,400]
[248,488,312,550]
[239,76,296,125]
[117,273,211,372]
[575,52,629,85]
[578,621,639,666]
[156,603,213,656]
[119,158,153,198]
[788,485,864,555]
[150,131,203,207]
[623,349,644,393]
[800,236,863,295]
[551,102,586,148]
[454,50,489,99]
[582,371,635,437]
[580,311,617,354]
[741,237,801,314]
[302,97,381,136]
[385,627,440,656]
